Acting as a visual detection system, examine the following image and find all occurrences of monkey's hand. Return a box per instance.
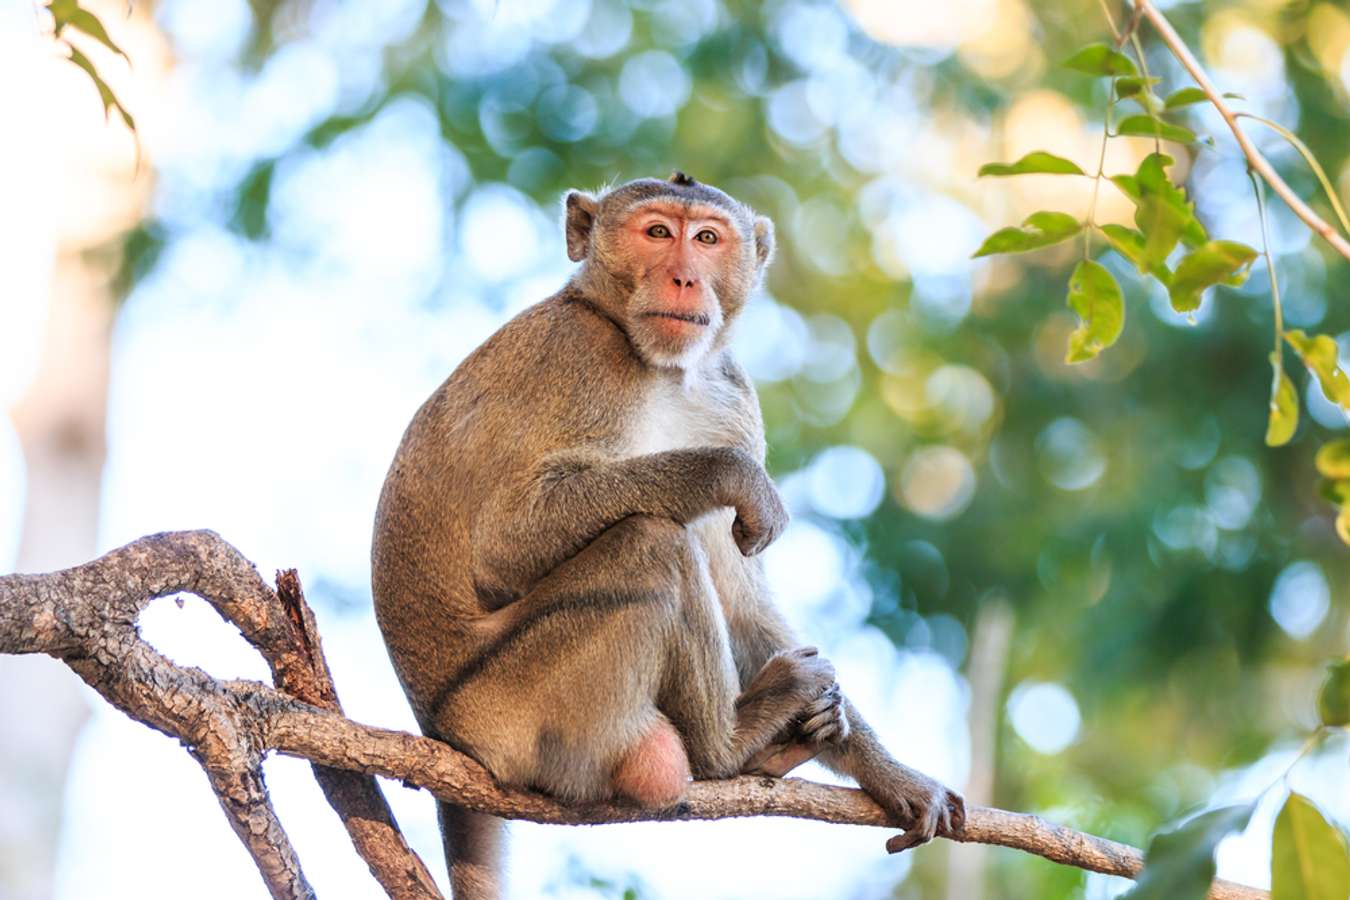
[796,681,849,746]
[720,450,788,556]
[739,650,846,778]
[863,765,966,853]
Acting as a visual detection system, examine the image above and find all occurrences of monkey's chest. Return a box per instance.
[622,380,754,457]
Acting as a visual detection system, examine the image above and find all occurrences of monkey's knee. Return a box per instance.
[604,515,703,583]
[612,718,690,808]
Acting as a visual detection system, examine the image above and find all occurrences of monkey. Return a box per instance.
[371,171,965,899]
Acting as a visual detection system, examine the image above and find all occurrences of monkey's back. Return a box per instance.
[371,292,644,723]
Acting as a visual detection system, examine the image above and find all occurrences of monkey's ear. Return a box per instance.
[564,191,599,262]
[752,215,775,269]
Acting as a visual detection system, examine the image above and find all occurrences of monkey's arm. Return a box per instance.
[471,447,785,599]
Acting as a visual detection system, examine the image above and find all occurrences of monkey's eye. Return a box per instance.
[646,223,672,239]
[694,229,719,245]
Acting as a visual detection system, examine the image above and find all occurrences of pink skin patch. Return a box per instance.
[612,718,691,808]
[624,201,736,358]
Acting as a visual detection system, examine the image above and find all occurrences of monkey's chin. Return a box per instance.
[632,321,716,370]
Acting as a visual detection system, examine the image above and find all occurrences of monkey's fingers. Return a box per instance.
[884,828,933,854]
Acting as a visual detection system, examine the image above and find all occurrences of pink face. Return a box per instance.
[621,200,739,365]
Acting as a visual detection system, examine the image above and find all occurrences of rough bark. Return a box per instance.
[0,531,1269,900]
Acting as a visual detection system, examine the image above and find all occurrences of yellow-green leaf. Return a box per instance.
[1065,259,1124,363]
[1116,76,1161,98]
[50,0,130,62]
[1316,440,1350,479]
[1286,331,1350,408]
[979,151,1086,177]
[1112,154,1207,273]
[1164,87,1209,109]
[972,211,1082,258]
[1167,241,1258,313]
[1265,355,1298,447]
[1318,660,1350,726]
[1338,508,1350,545]
[1272,793,1350,900]
[1116,115,1198,145]
[1063,43,1139,77]
[1099,224,1170,282]
[1319,478,1350,506]
[64,44,135,132]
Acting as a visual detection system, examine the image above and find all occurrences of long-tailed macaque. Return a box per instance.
[372,172,965,899]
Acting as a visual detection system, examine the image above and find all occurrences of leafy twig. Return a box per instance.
[1134,0,1350,263]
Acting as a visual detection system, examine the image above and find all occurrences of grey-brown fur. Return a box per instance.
[372,174,963,899]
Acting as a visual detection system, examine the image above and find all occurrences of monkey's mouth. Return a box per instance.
[643,311,710,327]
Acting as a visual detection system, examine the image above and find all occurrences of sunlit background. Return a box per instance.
[2,0,1348,897]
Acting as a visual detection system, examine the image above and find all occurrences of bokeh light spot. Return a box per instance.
[1008,681,1081,754]
[898,445,976,521]
[1036,417,1106,491]
[1268,561,1330,639]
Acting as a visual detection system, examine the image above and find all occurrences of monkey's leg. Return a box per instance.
[433,515,830,806]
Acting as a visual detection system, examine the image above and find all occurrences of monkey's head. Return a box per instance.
[564,172,775,368]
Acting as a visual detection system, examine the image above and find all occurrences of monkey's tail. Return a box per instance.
[438,802,505,900]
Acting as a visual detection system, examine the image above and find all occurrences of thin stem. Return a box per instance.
[1236,113,1350,238]
[1096,0,1122,42]
[1085,84,1116,259]
[1251,169,1283,359]
[1134,0,1350,263]
[1127,30,1163,153]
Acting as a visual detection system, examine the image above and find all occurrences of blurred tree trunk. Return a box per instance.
[1,254,112,900]
[945,598,1014,900]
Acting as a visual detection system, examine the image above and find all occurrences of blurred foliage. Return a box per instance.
[91,0,1350,894]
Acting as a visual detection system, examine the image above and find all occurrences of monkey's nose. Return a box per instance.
[672,275,698,288]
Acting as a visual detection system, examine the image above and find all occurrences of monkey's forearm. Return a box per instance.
[473,446,771,595]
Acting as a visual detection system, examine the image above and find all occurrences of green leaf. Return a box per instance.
[979,151,1086,177]
[50,0,130,62]
[1111,154,1207,274]
[1116,77,1164,112]
[1099,224,1171,282]
[1116,76,1160,98]
[1286,331,1350,408]
[1266,355,1298,447]
[1065,259,1124,363]
[1164,87,1210,109]
[1167,241,1258,313]
[1063,43,1139,77]
[64,44,135,132]
[972,211,1082,258]
[1316,440,1350,479]
[1319,478,1350,506]
[1272,793,1350,900]
[1121,804,1255,900]
[1318,660,1350,726]
[1339,509,1350,545]
[1116,115,1199,145]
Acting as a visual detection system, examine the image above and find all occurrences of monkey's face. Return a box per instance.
[613,200,742,367]
[565,176,776,370]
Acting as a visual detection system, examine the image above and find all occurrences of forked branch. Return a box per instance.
[0,532,1268,900]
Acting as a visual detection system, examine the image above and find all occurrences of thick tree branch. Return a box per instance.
[1134,0,1350,263]
[0,532,1269,900]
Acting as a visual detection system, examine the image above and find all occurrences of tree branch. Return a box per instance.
[0,532,1269,900]
[1134,0,1350,263]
